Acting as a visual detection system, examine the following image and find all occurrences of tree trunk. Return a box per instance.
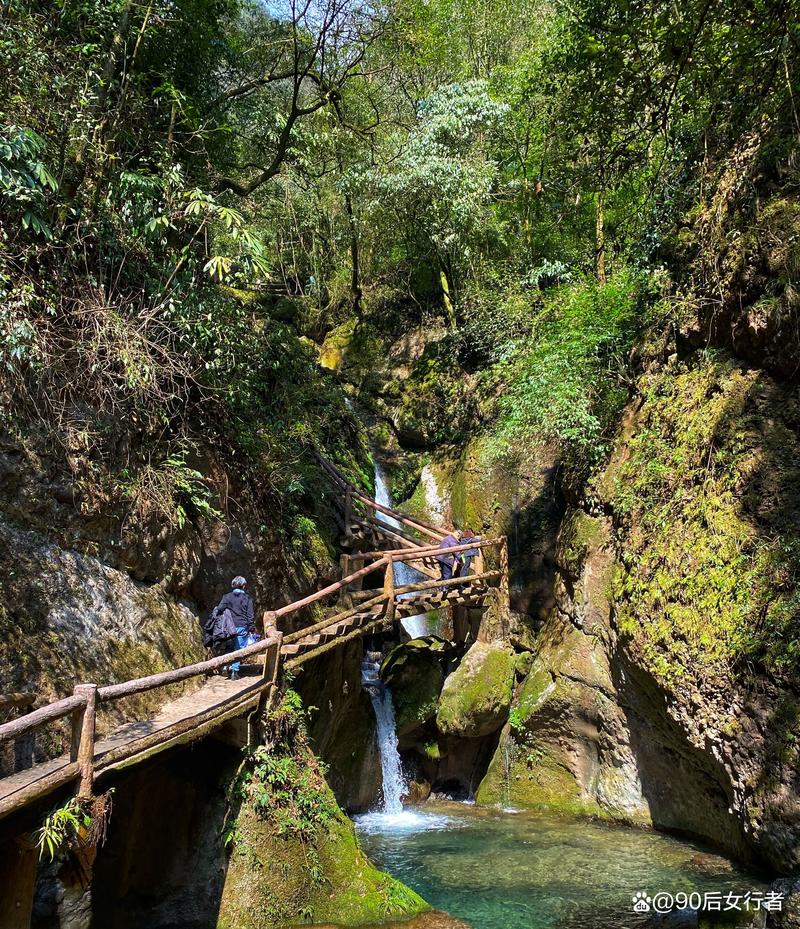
[61,1,135,202]
[595,188,607,284]
[343,192,362,316]
[440,268,456,327]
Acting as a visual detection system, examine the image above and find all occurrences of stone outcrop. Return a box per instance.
[436,642,515,739]
[476,352,800,873]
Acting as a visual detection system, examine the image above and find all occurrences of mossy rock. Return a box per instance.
[382,639,444,736]
[475,730,605,817]
[319,320,357,372]
[556,508,604,580]
[436,642,515,738]
[381,639,447,737]
[599,354,800,687]
[218,774,427,928]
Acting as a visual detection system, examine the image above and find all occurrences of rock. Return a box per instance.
[436,641,515,738]
[476,604,649,819]
[217,740,427,928]
[688,852,735,874]
[382,638,446,738]
[764,880,800,929]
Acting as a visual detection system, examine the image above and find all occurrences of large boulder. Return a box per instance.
[436,642,515,739]
[381,638,447,737]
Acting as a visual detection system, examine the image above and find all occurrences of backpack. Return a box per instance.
[208,605,237,645]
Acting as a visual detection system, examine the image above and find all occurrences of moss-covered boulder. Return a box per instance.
[436,642,515,738]
[218,803,425,928]
[218,692,428,928]
[381,638,447,737]
[319,320,357,372]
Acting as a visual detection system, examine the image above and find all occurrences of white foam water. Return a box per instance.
[362,653,407,815]
[372,456,430,638]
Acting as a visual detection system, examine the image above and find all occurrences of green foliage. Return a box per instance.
[232,690,336,843]
[490,271,647,463]
[0,122,57,239]
[36,797,91,861]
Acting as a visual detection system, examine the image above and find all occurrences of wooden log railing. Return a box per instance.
[313,450,448,543]
[0,634,283,815]
[0,451,509,821]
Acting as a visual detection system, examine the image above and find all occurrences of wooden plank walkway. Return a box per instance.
[0,452,509,822]
[0,675,262,817]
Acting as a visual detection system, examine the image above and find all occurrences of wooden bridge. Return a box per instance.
[0,454,508,824]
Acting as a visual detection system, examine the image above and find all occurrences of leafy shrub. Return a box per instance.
[491,270,647,464]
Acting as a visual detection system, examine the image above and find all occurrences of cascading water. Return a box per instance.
[361,652,407,815]
[372,457,431,639]
[357,653,452,832]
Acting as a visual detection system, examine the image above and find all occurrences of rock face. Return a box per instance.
[437,642,515,739]
[0,515,204,771]
[298,640,382,812]
[476,519,649,819]
[477,352,800,873]
[382,638,447,738]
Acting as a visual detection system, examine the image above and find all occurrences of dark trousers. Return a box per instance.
[439,561,454,580]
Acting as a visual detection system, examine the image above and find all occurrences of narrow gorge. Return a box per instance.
[1,0,800,927]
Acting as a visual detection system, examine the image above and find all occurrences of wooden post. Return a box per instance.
[0,836,38,929]
[474,546,485,577]
[260,633,283,717]
[263,634,283,686]
[383,556,396,624]
[263,610,278,635]
[499,536,510,606]
[343,488,352,540]
[338,554,352,606]
[71,684,97,799]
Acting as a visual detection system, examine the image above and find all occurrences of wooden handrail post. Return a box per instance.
[499,536,510,605]
[71,684,97,798]
[263,610,279,635]
[384,556,396,623]
[263,633,283,686]
[338,554,352,606]
[343,488,352,540]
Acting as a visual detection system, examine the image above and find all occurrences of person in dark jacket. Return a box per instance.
[214,575,256,680]
[457,528,480,577]
[435,530,462,580]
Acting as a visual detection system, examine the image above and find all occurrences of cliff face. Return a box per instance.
[0,387,348,764]
[472,353,800,872]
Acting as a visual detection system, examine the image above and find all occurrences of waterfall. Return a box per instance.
[372,457,430,638]
[361,653,407,814]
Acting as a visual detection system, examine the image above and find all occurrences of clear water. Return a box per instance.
[355,803,768,929]
[372,455,432,639]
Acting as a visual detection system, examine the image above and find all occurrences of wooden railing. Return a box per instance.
[0,451,509,820]
[0,634,282,814]
[313,451,449,544]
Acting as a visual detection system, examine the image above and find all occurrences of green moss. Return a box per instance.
[603,353,800,687]
[508,660,553,731]
[382,640,446,735]
[219,804,427,928]
[475,731,605,817]
[557,509,603,578]
[218,692,428,928]
[436,642,515,738]
[319,320,357,372]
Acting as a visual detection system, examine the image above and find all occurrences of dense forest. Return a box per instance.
[3,0,799,662]
[2,0,800,927]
